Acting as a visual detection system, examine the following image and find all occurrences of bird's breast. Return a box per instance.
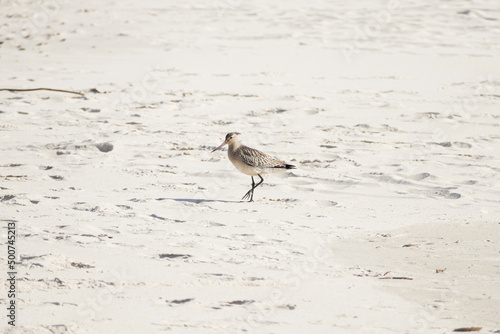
[228,152,259,176]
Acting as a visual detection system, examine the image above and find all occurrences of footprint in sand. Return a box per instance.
[453,142,472,148]
[433,142,472,149]
[301,199,338,207]
[314,200,338,207]
[410,188,461,199]
[407,172,432,181]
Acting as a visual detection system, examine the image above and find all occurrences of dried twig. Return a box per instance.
[0,88,84,96]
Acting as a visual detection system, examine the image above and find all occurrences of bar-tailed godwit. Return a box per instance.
[212,132,296,201]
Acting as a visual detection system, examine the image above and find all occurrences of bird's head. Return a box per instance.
[212,132,240,152]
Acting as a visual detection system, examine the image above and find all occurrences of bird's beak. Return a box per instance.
[211,140,227,153]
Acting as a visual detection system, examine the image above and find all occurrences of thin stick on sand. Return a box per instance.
[0,88,84,96]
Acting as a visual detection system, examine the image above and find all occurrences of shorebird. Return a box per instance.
[212,132,296,201]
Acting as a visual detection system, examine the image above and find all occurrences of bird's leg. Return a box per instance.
[254,174,264,189]
[250,175,264,202]
[242,175,264,202]
[242,176,255,201]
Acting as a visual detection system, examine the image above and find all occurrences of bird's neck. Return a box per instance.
[228,141,241,153]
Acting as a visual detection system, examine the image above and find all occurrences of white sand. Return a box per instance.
[1,1,499,333]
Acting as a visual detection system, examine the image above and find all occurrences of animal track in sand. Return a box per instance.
[267,198,298,203]
[1,194,16,202]
[224,300,255,306]
[410,188,461,199]
[415,112,441,119]
[315,200,338,207]
[366,173,409,185]
[159,254,192,259]
[301,199,338,207]
[45,141,114,153]
[407,172,432,181]
[354,123,398,133]
[432,141,472,148]
[0,163,23,167]
[167,298,194,305]
[292,185,314,192]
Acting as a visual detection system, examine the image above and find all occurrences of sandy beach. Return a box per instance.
[1,0,500,333]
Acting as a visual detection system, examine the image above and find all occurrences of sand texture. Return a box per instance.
[1,1,500,333]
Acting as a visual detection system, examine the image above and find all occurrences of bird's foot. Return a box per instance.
[242,189,253,201]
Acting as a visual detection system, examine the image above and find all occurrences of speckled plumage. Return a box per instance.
[212,132,296,201]
[229,144,291,176]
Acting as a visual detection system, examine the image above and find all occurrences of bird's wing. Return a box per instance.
[239,146,286,168]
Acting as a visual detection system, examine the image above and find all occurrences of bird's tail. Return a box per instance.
[285,164,296,169]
